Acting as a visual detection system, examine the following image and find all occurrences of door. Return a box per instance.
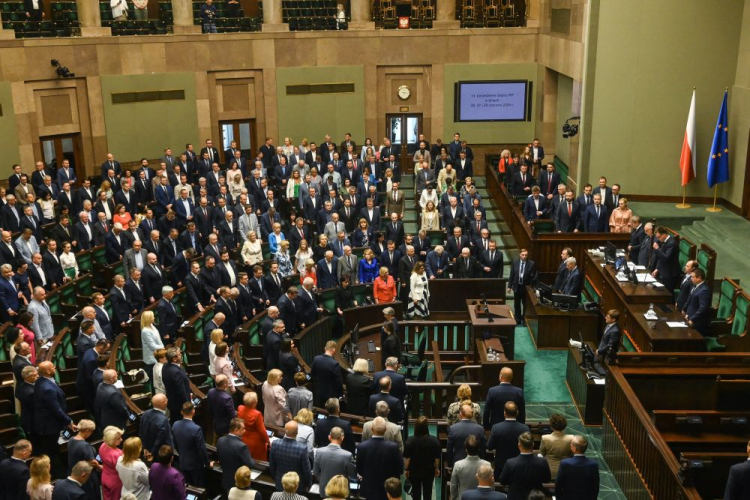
[40,134,83,185]
[386,113,422,174]
[220,120,257,165]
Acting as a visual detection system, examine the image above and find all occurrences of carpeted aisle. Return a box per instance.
[514,325,572,403]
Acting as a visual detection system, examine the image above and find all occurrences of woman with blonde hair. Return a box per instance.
[208,328,225,376]
[230,172,245,199]
[293,408,315,452]
[99,426,124,500]
[275,240,294,278]
[373,266,396,304]
[262,369,291,427]
[345,358,371,414]
[446,384,482,426]
[300,258,317,286]
[229,466,262,500]
[27,455,53,500]
[286,169,303,202]
[97,179,114,200]
[294,240,313,275]
[237,391,270,461]
[270,472,305,500]
[609,197,633,233]
[325,475,349,500]
[116,437,151,500]
[358,248,378,284]
[241,231,263,267]
[140,310,163,382]
[420,201,440,231]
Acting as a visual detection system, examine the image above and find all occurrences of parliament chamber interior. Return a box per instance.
[1,0,750,499]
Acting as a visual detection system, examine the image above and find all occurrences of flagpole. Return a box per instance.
[675,185,691,208]
[706,185,722,212]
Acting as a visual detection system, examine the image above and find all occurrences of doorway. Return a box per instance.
[220,120,257,165]
[40,134,83,185]
[386,113,422,174]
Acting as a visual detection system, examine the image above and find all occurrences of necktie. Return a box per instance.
[519,262,525,284]
[490,251,494,262]
[548,173,552,190]
[477,222,481,232]
[522,173,526,183]
[596,206,600,218]
[28,216,35,228]
[568,203,572,217]
[274,274,280,288]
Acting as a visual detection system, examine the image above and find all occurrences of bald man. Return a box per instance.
[269,421,312,492]
[34,361,76,475]
[139,394,173,459]
[95,369,129,430]
[483,368,526,429]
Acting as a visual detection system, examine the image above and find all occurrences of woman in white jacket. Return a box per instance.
[140,311,163,382]
[111,0,128,21]
[407,261,430,318]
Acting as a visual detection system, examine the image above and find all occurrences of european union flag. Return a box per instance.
[707,90,730,188]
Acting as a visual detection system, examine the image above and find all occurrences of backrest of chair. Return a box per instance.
[731,293,749,337]
[677,237,695,270]
[697,243,717,285]
[716,278,740,321]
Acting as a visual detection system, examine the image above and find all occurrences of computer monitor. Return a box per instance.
[350,324,360,345]
[605,241,618,264]
[552,293,579,309]
[537,282,553,303]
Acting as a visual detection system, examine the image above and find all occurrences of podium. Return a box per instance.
[466,299,516,360]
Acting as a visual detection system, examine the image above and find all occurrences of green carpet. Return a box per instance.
[513,324,572,403]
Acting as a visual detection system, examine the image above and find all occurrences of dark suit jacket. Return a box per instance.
[95,382,129,430]
[676,274,694,312]
[264,274,283,305]
[597,323,621,362]
[94,305,113,341]
[142,265,165,303]
[487,420,531,473]
[538,171,561,196]
[447,419,486,465]
[172,418,210,472]
[0,456,30,500]
[310,353,344,407]
[582,204,609,232]
[207,387,236,436]
[446,235,470,260]
[200,266,221,303]
[1,205,21,233]
[684,283,712,331]
[628,224,646,263]
[383,222,405,247]
[561,267,583,300]
[510,171,535,196]
[156,297,179,340]
[16,381,35,435]
[651,236,681,282]
[139,408,173,456]
[92,221,111,248]
[555,455,599,500]
[124,278,145,312]
[499,453,551,500]
[356,437,403,500]
[277,294,298,334]
[368,392,403,424]
[296,287,318,328]
[371,369,407,403]
[105,231,125,263]
[109,286,130,328]
[314,416,356,453]
[162,362,191,417]
[523,196,547,221]
[34,376,71,436]
[456,255,480,278]
[483,383,526,428]
[480,249,504,278]
[461,487,507,500]
[508,259,537,294]
[50,478,87,500]
[555,201,581,233]
[725,459,750,500]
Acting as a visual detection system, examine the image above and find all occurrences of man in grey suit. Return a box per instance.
[361,400,404,453]
[123,239,148,278]
[415,161,436,195]
[450,435,491,500]
[337,246,360,284]
[324,213,346,242]
[312,426,356,493]
[27,286,54,343]
[238,205,259,242]
[15,228,39,265]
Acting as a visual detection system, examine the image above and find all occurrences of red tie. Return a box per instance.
[567,203,572,217]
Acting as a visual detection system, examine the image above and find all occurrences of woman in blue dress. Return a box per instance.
[358,248,379,284]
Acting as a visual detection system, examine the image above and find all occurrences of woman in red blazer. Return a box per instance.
[372,266,396,304]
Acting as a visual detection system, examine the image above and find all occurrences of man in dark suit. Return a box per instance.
[582,194,609,232]
[316,252,339,290]
[200,256,222,304]
[651,226,681,299]
[555,435,600,500]
[265,263,284,305]
[592,176,611,203]
[597,309,622,363]
[507,249,537,325]
[16,365,37,441]
[560,257,583,301]
[216,418,255,493]
[638,222,656,268]
[157,287,180,343]
[0,439,32,500]
[356,418,404,500]
[310,340,344,408]
[52,461,94,500]
[447,404,486,466]
[162,348,192,423]
[682,268,712,337]
[200,139,221,167]
[297,279,321,330]
[34,361,75,474]
[484,368,526,428]
[368,377,404,424]
[522,186,547,222]
[446,227,470,262]
[462,465,508,500]
[383,213,405,248]
[172,401,210,487]
[104,225,126,264]
[140,394,174,459]
[94,369,129,430]
[372,357,407,403]
[487,402,530,479]
[314,398,356,453]
[510,164,535,197]
[480,240,504,278]
[555,190,580,233]
[538,163,561,198]
[23,0,45,21]
[676,260,699,312]
[627,215,645,264]
[277,287,299,335]
[1,196,22,234]
[379,241,402,277]
[499,432,551,500]
[456,248,480,278]
[207,376,237,438]
[724,440,750,500]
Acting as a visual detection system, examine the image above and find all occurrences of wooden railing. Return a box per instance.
[603,366,702,500]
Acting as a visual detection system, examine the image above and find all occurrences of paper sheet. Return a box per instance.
[250,470,262,480]
[667,322,688,328]
[593,378,606,385]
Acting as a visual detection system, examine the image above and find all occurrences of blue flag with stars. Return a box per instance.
[707,90,730,188]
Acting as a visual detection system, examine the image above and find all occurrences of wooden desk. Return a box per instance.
[525,287,600,348]
[624,303,705,352]
[466,299,516,359]
[583,251,673,306]
[566,343,604,425]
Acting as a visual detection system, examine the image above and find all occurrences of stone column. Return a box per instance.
[0,12,16,39]
[172,0,202,34]
[349,0,374,30]
[76,0,111,36]
[262,0,289,32]
[433,0,459,29]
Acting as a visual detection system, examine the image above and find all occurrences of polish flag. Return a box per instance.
[679,90,696,186]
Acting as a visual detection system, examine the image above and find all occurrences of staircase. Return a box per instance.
[399,174,515,275]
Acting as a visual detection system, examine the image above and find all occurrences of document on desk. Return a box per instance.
[636,273,657,283]
[667,321,688,328]
[593,378,606,385]
[308,485,320,495]
[250,470,262,480]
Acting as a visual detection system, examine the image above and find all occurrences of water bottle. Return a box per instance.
[487,348,495,362]
[648,303,655,317]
